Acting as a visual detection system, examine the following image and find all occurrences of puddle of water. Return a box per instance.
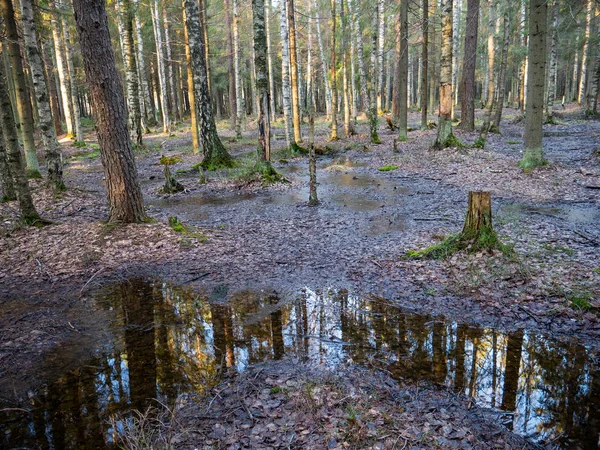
[503,203,600,224]
[2,280,599,449]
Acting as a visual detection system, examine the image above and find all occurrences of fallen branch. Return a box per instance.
[574,230,599,245]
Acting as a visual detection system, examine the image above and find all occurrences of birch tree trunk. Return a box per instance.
[73,0,147,223]
[491,9,509,132]
[183,5,199,152]
[279,0,298,151]
[521,0,548,169]
[330,0,338,140]
[20,0,64,189]
[266,0,276,118]
[376,0,385,113]
[224,0,237,129]
[252,0,272,162]
[349,2,358,125]
[162,7,180,121]
[420,0,429,129]
[233,0,245,137]
[42,41,64,136]
[152,0,171,132]
[133,0,154,127]
[287,0,302,143]
[459,0,478,130]
[451,0,461,120]
[0,0,41,177]
[0,62,39,221]
[313,0,332,118]
[433,0,454,149]
[51,8,72,137]
[579,0,593,105]
[117,0,143,147]
[545,0,558,123]
[183,0,233,169]
[60,6,83,143]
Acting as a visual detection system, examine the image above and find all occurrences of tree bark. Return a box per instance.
[252,0,272,161]
[420,0,429,129]
[0,55,39,221]
[330,0,338,140]
[0,0,40,177]
[341,0,354,137]
[265,0,276,119]
[20,0,64,189]
[183,5,199,153]
[162,6,179,121]
[395,0,408,140]
[433,0,454,149]
[287,0,302,143]
[579,0,593,105]
[60,3,83,143]
[224,0,237,129]
[73,0,147,223]
[491,9,510,132]
[376,0,385,113]
[151,0,171,132]
[0,125,16,201]
[313,0,332,118]
[133,0,154,127]
[369,4,380,143]
[459,0,479,130]
[521,0,547,169]
[183,0,233,169]
[279,0,297,150]
[451,0,461,120]
[484,1,496,111]
[233,0,245,137]
[545,0,558,122]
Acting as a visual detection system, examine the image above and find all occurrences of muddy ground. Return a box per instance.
[1,105,599,448]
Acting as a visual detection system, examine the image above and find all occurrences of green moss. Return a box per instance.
[506,140,520,145]
[397,135,409,142]
[370,133,382,144]
[159,155,183,165]
[1,194,13,203]
[406,229,512,260]
[72,140,87,148]
[472,137,486,149]
[270,386,284,394]
[446,133,465,149]
[520,148,548,172]
[27,169,43,179]
[569,293,593,311]
[378,165,398,172]
[168,216,207,242]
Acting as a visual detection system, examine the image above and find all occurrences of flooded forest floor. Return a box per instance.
[1,105,600,449]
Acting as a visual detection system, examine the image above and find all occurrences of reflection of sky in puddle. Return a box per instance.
[502,203,600,225]
[2,280,598,449]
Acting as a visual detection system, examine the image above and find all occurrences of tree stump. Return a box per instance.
[460,191,502,251]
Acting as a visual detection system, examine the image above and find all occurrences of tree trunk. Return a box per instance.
[42,41,64,136]
[545,0,558,122]
[579,0,593,105]
[223,0,236,129]
[199,0,211,96]
[592,24,600,114]
[20,0,64,189]
[183,0,233,169]
[252,0,272,161]
[151,0,171,132]
[420,0,429,129]
[462,191,493,238]
[484,1,496,111]
[0,126,16,201]
[451,0,461,120]
[518,0,527,111]
[330,0,338,140]
[279,0,297,150]
[521,0,547,169]
[433,0,454,149]
[376,0,385,113]
[313,0,332,118]
[369,4,380,143]
[117,0,143,147]
[349,2,358,126]
[0,49,40,221]
[162,7,179,121]
[60,5,83,143]
[341,0,354,137]
[266,0,276,119]
[73,0,147,223]
[395,0,408,140]
[183,5,199,153]
[287,0,302,143]
[491,9,510,132]
[459,0,479,130]
[133,0,154,127]
[233,0,245,137]
[0,0,41,177]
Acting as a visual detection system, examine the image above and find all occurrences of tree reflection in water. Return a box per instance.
[1,280,599,449]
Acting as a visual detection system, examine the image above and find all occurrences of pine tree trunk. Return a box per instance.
[341,0,354,137]
[0,62,39,221]
[42,41,64,136]
[118,0,143,147]
[420,0,429,129]
[395,0,408,140]
[73,0,146,223]
[233,0,245,137]
[592,24,600,113]
[152,0,171,132]
[376,0,385,113]
[0,126,16,201]
[51,7,74,138]
[491,10,509,132]
[459,0,478,130]
[266,0,276,119]
[183,5,199,152]
[484,2,496,111]
[433,0,454,149]
[313,0,332,117]
[521,0,547,169]
[287,0,302,143]
[184,0,233,169]
[133,0,154,127]
[330,0,338,140]
[20,0,64,189]
[545,0,558,122]
[579,0,593,105]
[461,191,494,241]
[199,0,211,96]
[279,0,296,150]
[60,4,83,143]
[0,0,41,177]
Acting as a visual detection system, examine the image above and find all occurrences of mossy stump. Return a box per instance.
[407,191,507,259]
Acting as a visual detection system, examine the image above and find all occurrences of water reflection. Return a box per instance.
[1,280,599,449]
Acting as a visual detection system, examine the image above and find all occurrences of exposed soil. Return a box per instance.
[1,105,599,448]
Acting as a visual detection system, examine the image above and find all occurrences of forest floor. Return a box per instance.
[1,105,599,448]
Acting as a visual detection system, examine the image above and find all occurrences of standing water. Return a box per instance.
[1,279,599,449]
